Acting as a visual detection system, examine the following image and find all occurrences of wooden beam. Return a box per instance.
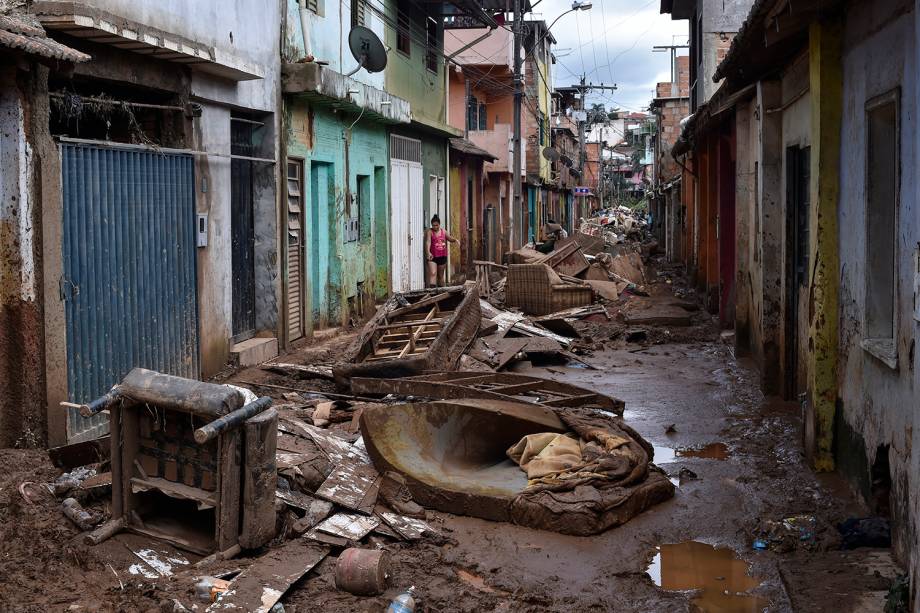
[387,291,454,320]
[399,307,437,358]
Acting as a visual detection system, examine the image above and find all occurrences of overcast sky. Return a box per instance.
[530,0,689,113]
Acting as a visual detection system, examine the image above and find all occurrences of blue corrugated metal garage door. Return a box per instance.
[61,143,199,441]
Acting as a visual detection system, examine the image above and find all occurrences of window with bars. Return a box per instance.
[397,0,411,56]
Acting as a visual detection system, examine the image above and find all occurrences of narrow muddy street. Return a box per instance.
[273,296,898,612]
[0,267,901,613]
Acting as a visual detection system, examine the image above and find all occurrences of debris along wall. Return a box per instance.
[0,62,46,447]
[836,0,918,579]
[286,100,390,330]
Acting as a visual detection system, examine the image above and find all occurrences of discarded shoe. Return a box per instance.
[379,472,426,518]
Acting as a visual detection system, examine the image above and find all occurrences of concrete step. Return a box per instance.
[230,337,278,367]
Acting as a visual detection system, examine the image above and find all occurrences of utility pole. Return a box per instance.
[572,76,617,216]
[510,0,523,253]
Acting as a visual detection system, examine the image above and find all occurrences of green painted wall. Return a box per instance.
[383,1,447,131]
[286,100,390,330]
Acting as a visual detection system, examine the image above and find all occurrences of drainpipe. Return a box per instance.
[298,0,314,60]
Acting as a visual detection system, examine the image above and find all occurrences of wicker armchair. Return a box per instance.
[505,264,595,316]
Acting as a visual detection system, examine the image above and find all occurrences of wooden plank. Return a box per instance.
[217,430,242,552]
[488,338,530,371]
[207,541,329,612]
[314,512,379,540]
[241,409,278,550]
[374,318,445,331]
[511,321,573,346]
[314,459,380,511]
[120,406,140,525]
[377,512,437,540]
[542,393,599,407]
[48,435,111,470]
[263,363,334,381]
[130,477,218,508]
[277,433,318,455]
[110,405,124,519]
[386,290,454,320]
[492,381,546,394]
[281,417,371,466]
[398,306,438,359]
[304,529,348,547]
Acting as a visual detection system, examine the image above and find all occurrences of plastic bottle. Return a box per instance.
[386,586,416,613]
[62,497,97,531]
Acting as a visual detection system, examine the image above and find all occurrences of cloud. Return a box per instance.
[530,0,689,112]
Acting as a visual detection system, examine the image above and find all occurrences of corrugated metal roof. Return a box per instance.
[0,12,89,62]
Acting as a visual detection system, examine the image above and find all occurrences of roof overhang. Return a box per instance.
[713,0,841,84]
[0,13,90,63]
[33,1,261,81]
[282,62,411,125]
[450,137,498,161]
[660,0,695,20]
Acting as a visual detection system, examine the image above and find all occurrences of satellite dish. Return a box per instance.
[542,147,560,162]
[346,26,387,77]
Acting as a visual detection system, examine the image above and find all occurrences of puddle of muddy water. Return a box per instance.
[646,541,767,612]
[653,443,730,464]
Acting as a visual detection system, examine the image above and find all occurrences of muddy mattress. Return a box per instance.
[361,400,675,534]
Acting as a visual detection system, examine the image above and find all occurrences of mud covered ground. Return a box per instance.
[0,261,904,612]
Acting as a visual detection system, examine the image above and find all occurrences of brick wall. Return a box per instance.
[652,55,691,183]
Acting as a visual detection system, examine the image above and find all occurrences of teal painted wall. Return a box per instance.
[286,100,389,329]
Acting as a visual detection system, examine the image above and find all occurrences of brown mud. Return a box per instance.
[0,259,904,612]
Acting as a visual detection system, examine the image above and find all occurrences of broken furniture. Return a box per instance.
[532,236,590,277]
[350,372,624,415]
[78,368,278,555]
[473,260,507,299]
[333,285,481,387]
[505,264,594,316]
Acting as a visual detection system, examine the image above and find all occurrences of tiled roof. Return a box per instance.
[449,138,498,161]
[0,12,90,62]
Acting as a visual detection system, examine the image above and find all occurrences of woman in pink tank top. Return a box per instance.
[424,214,458,287]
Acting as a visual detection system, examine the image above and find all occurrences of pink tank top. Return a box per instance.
[430,228,448,258]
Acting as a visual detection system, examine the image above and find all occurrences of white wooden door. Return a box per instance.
[408,162,424,290]
[390,159,410,292]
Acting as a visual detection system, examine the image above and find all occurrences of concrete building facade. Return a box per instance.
[18,0,284,445]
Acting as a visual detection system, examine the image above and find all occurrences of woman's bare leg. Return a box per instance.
[427,260,438,287]
[437,264,447,287]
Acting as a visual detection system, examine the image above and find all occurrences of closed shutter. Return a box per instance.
[287,160,305,341]
[61,143,198,442]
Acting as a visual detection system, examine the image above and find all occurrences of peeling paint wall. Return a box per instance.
[0,62,46,447]
[283,0,386,91]
[836,0,918,580]
[286,100,389,330]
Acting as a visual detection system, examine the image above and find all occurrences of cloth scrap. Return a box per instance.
[506,433,583,479]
